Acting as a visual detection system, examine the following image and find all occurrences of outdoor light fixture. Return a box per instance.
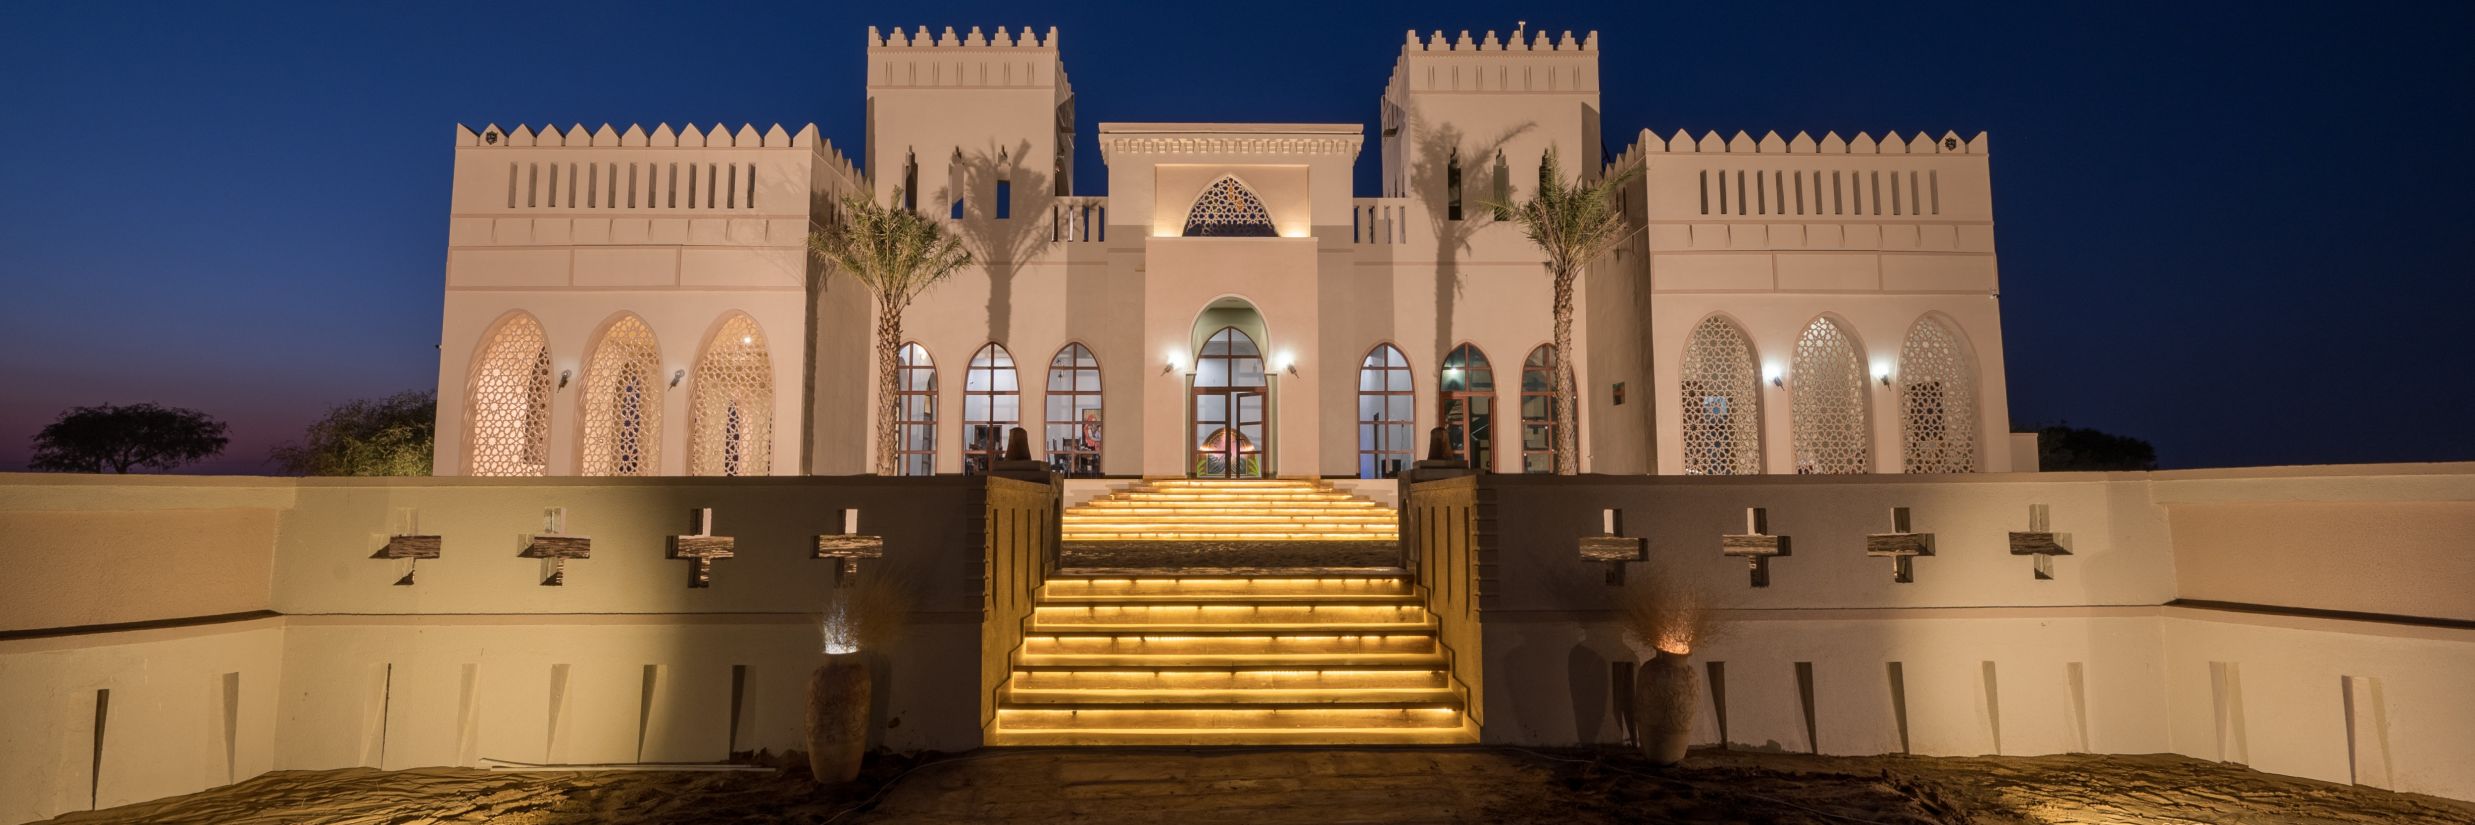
[670,369,685,388]
[1877,370,1893,386]
[558,369,572,388]
[1764,364,1784,387]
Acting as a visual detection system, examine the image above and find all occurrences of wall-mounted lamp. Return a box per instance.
[1877,373,1893,387]
[1286,364,1301,378]
[670,369,685,388]
[1161,361,1177,375]
[1763,365,1784,388]
[558,369,572,389]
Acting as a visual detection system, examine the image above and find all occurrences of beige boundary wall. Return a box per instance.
[1452,463,2475,803]
[3,464,2471,822]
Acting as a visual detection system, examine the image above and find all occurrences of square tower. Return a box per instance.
[865,26,1075,214]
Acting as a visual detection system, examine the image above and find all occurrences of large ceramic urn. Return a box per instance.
[804,653,872,783]
[1632,651,1697,766]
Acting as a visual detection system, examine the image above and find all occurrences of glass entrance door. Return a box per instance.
[1192,327,1268,478]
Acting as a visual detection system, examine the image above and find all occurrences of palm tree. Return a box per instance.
[809,188,974,475]
[1498,147,1641,474]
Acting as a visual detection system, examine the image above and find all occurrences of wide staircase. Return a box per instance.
[989,479,1471,745]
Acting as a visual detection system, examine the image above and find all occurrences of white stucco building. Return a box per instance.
[431,26,2017,479]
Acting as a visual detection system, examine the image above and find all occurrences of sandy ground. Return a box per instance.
[42,747,2475,825]
[1059,540,1401,571]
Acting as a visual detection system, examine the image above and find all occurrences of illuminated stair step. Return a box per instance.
[1017,652,1445,668]
[1046,576,1411,596]
[1004,687,1458,705]
[1038,592,1418,605]
[1065,513,1398,523]
[995,705,1466,730]
[988,727,1476,746]
[1029,621,1430,634]
[1060,533,1399,542]
[1027,638,1434,657]
[1010,666,1447,692]
[1033,605,1424,626]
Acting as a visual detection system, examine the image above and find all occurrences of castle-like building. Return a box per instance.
[432,26,2017,479]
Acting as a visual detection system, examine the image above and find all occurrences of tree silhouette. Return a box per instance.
[29,402,229,473]
[271,390,435,476]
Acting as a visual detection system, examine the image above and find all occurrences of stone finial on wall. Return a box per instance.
[1721,507,1790,587]
[666,508,736,589]
[814,509,884,586]
[1865,507,1936,584]
[520,508,590,586]
[372,507,439,586]
[2009,504,2072,580]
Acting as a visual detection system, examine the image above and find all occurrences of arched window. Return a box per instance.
[962,343,1020,474]
[1491,150,1513,221]
[1446,149,1464,221]
[896,343,936,476]
[1193,327,1268,477]
[1357,344,1415,479]
[1045,343,1102,477]
[1791,317,1869,474]
[580,315,663,476]
[1679,316,1762,475]
[1519,345,1558,473]
[1899,316,1978,473]
[467,313,552,476]
[1440,343,1496,472]
[1182,176,1277,237]
[688,314,773,476]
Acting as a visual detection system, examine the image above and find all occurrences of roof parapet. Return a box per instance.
[1606,128,1989,172]
[453,122,862,182]
[868,25,1057,49]
[1403,28,1596,52]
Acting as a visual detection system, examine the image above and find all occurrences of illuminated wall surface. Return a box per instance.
[3,464,2471,822]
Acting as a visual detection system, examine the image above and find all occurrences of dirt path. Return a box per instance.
[41,748,2475,824]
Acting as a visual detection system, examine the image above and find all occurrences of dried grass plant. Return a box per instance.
[1619,563,1731,657]
[820,563,917,655]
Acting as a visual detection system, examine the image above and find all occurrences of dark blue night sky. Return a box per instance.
[3,1,2469,472]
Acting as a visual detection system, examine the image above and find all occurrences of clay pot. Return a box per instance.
[1632,652,1697,766]
[804,653,872,783]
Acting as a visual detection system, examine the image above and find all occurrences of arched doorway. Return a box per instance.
[1192,326,1268,477]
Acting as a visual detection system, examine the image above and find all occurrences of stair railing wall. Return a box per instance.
[1407,474,1487,729]
[977,475,1060,738]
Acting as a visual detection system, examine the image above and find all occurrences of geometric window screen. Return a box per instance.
[1680,315,1761,475]
[580,314,663,477]
[1791,316,1870,474]
[688,313,773,476]
[895,343,937,477]
[1181,175,1278,237]
[467,313,553,476]
[1899,315,1977,473]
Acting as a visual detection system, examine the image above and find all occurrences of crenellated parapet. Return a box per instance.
[865,25,1071,94]
[867,24,1057,50]
[1387,27,1600,97]
[1608,128,1989,172]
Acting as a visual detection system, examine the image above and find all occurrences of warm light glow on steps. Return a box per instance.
[1059,478,1402,542]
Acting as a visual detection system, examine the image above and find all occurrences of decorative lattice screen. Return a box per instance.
[1182,176,1277,237]
[1791,317,1869,474]
[581,315,663,476]
[467,314,552,476]
[1680,316,1761,475]
[688,314,774,476]
[1899,317,1978,473]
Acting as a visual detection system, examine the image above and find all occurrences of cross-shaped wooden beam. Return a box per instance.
[1579,508,1648,585]
[2008,504,2071,580]
[1864,507,1935,583]
[1721,507,1790,587]
[371,507,440,586]
[520,507,591,586]
[667,507,737,589]
[814,508,885,586]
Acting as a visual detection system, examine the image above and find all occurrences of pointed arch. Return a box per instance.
[1182,176,1277,237]
[466,312,552,476]
[1519,344,1558,473]
[688,313,774,476]
[1045,343,1103,477]
[1357,343,1415,479]
[1679,315,1762,475]
[579,314,663,476]
[1440,343,1496,471]
[1790,316,1869,474]
[1899,314,1979,473]
[962,342,1020,474]
[896,342,937,476]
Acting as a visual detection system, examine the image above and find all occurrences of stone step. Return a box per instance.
[1016,651,1447,668]
[1038,591,1419,605]
[1060,531,1400,542]
[1025,634,1436,657]
[988,726,1476,746]
[1032,604,1425,626]
[1009,665,1448,692]
[1044,575,1411,599]
[994,705,1466,730]
[1004,687,1459,706]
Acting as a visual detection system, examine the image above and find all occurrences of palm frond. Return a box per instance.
[807,187,974,310]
